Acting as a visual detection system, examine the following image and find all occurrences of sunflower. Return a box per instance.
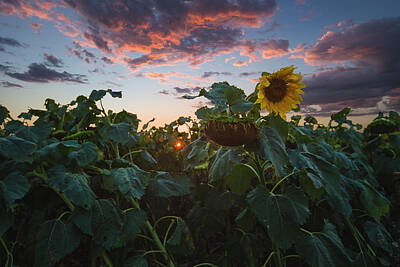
[255,65,305,119]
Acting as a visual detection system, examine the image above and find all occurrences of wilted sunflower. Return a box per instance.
[255,65,305,119]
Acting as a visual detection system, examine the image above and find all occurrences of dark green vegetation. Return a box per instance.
[0,84,399,267]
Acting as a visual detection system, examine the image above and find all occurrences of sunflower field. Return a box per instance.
[0,68,399,267]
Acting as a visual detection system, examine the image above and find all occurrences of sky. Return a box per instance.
[0,0,399,128]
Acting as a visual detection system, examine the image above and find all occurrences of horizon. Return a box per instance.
[1,0,399,128]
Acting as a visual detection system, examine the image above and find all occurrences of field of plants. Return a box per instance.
[1,72,400,266]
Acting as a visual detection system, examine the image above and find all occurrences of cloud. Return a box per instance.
[291,17,400,115]
[296,0,306,5]
[260,39,289,58]
[233,60,248,67]
[101,56,113,64]
[68,42,96,64]
[0,36,23,47]
[6,63,87,83]
[0,36,25,52]
[29,22,42,33]
[0,64,13,73]
[239,71,260,77]
[202,71,232,78]
[1,80,23,88]
[299,17,400,72]
[44,53,63,67]
[302,66,400,114]
[158,89,170,95]
[0,0,278,70]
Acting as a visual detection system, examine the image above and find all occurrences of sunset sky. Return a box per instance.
[1,0,399,127]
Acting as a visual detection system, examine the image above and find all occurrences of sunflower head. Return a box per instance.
[255,65,305,119]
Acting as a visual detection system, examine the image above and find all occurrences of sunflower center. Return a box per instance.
[263,78,287,103]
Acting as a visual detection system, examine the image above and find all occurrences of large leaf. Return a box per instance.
[110,167,145,199]
[123,252,148,267]
[224,85,253,113]
[0,171,30,208]
[359,182,390,220]
[34,140,80,162]
[226,163,257,195]
[167,218,195,256]
[34,219,81,267]
[47,165,96,210]
[295,222,352,267]
[89,89,122,101]
[91,199,123,250]
[259,127,288,176]
[364,221,393,254]
[114,209,146,247]
[209,147,242,183]
[0,203,13,235]
[148,173,191,198]
[247,185,310,249]
[102,123,136,145]
[15,124,51,143]
[290,150,352,217]
[0,104,9,125]
[68,141,99,167]
[0,136,37,162]
[183,137,209,171]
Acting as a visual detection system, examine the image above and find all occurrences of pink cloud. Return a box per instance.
[29,22,42,33]
[260,39,289,58]
[233,60,248,67]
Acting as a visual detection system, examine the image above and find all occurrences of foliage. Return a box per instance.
[0,83,399,267]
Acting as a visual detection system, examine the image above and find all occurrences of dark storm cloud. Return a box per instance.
[44,53,63,67]
[6,63,87,83]
[1,80,23,88]
[296,17,400,114]
[302,17,400,72]
[202,71,232,78]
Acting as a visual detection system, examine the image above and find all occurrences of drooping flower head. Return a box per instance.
[255,65,305,119]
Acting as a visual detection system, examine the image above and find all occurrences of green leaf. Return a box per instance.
[209,147,242,183]
[262,114,289,141]
[123,252,148,267]
[183,137,209,171]
[34,140,79,163]
[247,185,310,249]
[140,150,157,164]
[167,218,195,256]
[364,220,393,254]
[34,219,81,267]
[91,199,123,250]
[0,105,10,125]
[110,168,145,199]
[114,209,146,247]
[68,141,99,167]
[295,222,351,267]
[259,127,288,176]
[0,203,13,235]
[0,136,37,162]
[290,150,352,217]
[15,124,51,143]
[360,182,390,220]
[48,166,96,210]
[70,207,93,236]
[5,120,23,133]
[148,174,191,198]
[102,122,136,145]
[89,89,122,101]
[353,253,377,267]
[0,171,30,208]
[226,163,256,195]
[331,107,351,124]
[224,85,253,113]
